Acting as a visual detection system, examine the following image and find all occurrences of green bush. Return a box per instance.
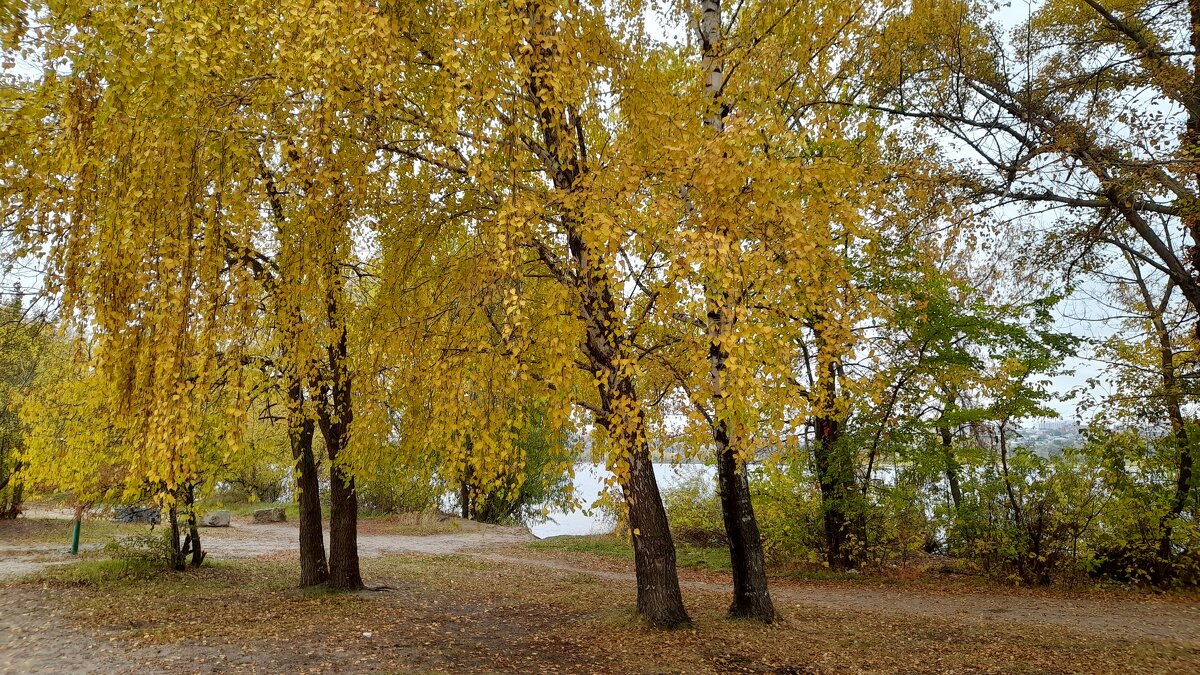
[750,462,826,564]
[358,460,442,515]
[104,531,176,566]
[663,472,726,547]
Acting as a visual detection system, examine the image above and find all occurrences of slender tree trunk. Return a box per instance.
[289,381,329,587]
[518,0,689,628]
[940,423,963,513]
[320,283,363,591]
[168,500,184,571]
[461,437,474,519]
[184,483,203,567]
[1151,302,1193,574]
[1124,249,1195,579]
[996,419,1034,584]
[695,0,775,623]
[937,389,963,512]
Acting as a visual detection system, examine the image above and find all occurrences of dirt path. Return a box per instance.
[471,552,1200,646]
[0,588,169,674]
[198,521,537,559]
[5,515,1200,651]
[0,514,536,581]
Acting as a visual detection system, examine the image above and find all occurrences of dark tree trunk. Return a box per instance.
[460,438,474,520]
[1,462,23,519]
[813,412,854,570]
[1151,299,1194,576]
[708,293,774,621]
[184,483,204,568]
[289,382,329,588]
[618,410,691,629]
[593,341,688,627]
[168,501,184,571]
[941,426,963,513]
[326,459,362,590]
[715,426,776,621]
[319,281,363,592]
[1123,249,1196,581]
[808,324,861,572]
[517,0,688,628]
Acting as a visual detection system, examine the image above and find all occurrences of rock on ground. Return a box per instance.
[200,511,230,527]
[251,508,286,524]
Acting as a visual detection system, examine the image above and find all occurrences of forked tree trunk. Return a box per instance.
[184,483,203,568]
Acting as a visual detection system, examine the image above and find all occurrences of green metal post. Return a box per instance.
[70,517,81,555]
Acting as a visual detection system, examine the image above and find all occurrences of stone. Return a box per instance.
[112,505,161,525]
[200,510,231,527]
[252,507,287,524]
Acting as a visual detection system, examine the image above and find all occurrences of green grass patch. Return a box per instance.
[195,499,310,520]
[37,558,167,586]
[530,534,732,572]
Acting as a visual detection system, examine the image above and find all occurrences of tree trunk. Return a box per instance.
[326,459,362,590]
[696,0,775,623]
[320,282,363,591]
[1,462,23,519]
[184,483,203,568]
[168,500,184,571]
[996,419,1035,585]
[941,424,963,513]
[517,0,688,628]
[813,412,854,570]
[1123,249,1195,579]
[707,292,774,620]
[1184,0,1200,321]
[715,426,776,621]
[936,392,963,512]
[289,382,329,588]
[616,408,691,629]
[1151,300,1194,575]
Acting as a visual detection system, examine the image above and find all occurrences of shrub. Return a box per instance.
[358,467,443,515]
[663,472,726,548]
[104,531,176,566]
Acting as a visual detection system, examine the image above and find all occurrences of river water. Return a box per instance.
[528,463,715,538]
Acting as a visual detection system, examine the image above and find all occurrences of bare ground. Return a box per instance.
[3,514,1200,673]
